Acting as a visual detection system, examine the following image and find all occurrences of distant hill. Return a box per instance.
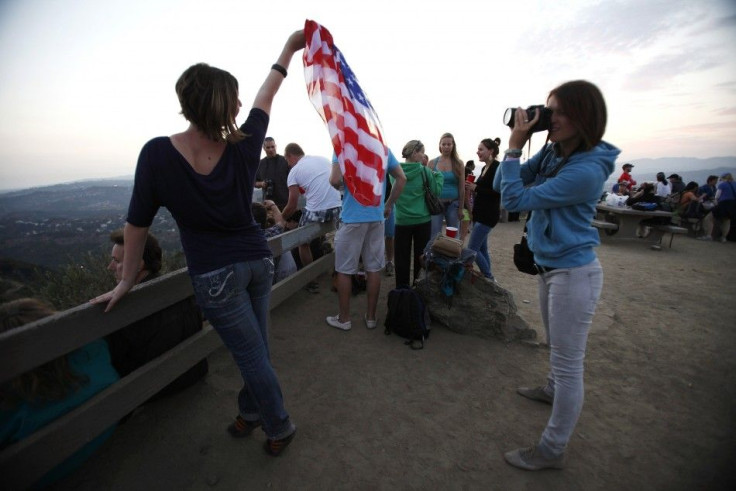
[0,178,181,270]
[0,179,134,217]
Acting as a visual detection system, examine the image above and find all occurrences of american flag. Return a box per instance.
[303,20,387,207]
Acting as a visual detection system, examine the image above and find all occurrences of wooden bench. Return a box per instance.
[652,224,688,248]
[592,218,619,236]
[672,216,704,236]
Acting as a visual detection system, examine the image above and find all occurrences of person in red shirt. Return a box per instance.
[618,163,636,187]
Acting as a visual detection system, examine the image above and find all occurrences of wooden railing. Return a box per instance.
[0,221,335,490]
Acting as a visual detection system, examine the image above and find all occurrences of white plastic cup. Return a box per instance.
[446,226,458,238]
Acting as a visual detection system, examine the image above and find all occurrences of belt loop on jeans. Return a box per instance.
[535,264,558,274]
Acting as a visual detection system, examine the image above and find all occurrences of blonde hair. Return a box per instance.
[401,140,424,159]
[438,132,464,179]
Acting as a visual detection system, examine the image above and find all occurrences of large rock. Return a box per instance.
[415,269,535,342]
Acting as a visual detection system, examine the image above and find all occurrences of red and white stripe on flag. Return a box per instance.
[303,19,387,207]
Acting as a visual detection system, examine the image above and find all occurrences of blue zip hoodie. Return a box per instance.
[493,142,619,268]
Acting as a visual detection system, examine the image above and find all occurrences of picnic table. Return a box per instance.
[594,203,687,249]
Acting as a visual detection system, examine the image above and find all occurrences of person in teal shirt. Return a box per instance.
[0,298,120,488]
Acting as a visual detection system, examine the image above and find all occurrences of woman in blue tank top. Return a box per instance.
[429,132,465,241]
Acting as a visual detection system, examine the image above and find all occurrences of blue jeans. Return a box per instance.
[430,199,460,239]
[467,222,493,279]
[536,259,603,457]
[190,258,295,440]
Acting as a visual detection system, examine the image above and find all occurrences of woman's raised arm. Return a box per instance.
[252,30,306,115]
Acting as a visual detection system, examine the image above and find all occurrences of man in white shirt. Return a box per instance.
[282,143,342,268]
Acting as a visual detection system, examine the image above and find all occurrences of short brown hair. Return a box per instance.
[175,63,245,143]
[548,80,607,151]
[283,143,305,157]
[109,228,162,275]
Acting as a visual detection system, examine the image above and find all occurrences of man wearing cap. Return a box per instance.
[667,174,685,194]
[618,163,636,188]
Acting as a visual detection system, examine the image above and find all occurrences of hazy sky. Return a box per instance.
[1,0,735,190]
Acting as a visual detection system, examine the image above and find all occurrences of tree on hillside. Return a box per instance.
[32,251,187,311]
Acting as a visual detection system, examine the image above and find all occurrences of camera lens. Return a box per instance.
[503,108,515,127]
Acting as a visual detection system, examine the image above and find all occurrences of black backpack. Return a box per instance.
[384,287,430,350]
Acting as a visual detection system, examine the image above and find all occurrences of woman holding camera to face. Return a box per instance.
[493,80,618,470]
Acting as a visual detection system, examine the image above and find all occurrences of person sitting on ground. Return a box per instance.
[0,298,119,488]
[252,200,297,284]
[654,171,671,199]
[281,143,342,271]
[105,229,208,399]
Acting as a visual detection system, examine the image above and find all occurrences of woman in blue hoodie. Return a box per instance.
[494,80,618,471]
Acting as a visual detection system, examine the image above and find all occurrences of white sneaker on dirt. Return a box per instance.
[364,314,377,329]
[326,315,351,331]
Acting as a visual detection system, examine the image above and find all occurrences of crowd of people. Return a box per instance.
[4,26,735,487]
[610,163,736,242]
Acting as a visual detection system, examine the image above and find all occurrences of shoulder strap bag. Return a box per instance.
[422,167,445,215]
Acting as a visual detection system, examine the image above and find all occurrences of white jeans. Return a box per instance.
[536,258,603,457]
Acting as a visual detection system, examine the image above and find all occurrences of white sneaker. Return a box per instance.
[326,315,351,331]
[720,237,728,243]
[364,314,377,329]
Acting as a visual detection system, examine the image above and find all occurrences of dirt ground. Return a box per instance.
[52,220,736,490]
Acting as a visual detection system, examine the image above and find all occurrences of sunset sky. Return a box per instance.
[1,0,735,190]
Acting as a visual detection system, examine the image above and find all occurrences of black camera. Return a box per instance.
[503,105,552,133]
[264,179,274,199]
